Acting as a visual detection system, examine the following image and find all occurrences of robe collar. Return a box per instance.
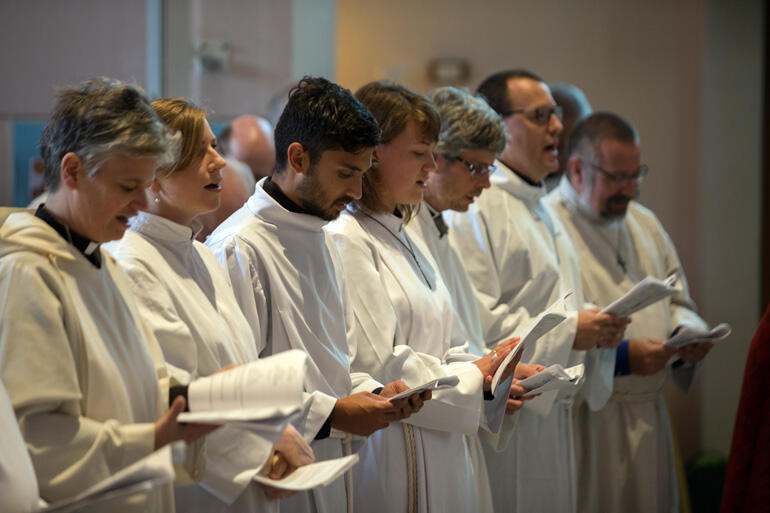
[423,201,448,238]
[35,204,102,267]
[491,160,546,208]
[247,177,327,232]
[128,211,202,244]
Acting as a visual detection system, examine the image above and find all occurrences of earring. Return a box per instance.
[153,194,160,204]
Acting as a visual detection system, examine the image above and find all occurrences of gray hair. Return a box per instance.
[429,87,505,159]
[40,77,178,191]
[567,111,638,163]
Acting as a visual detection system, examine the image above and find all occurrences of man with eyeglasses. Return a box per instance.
[545,112,714,513]
[447,70,629,513]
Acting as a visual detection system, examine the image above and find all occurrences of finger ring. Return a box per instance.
[491,351,498,361]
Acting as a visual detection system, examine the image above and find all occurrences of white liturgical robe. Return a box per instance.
[545,177,707,513]
[105,211,275,513]
[0,212,195,511]
[0,381,39,513]
[206,181,374,513]
[326,208,509,513]
[447,162,596,513]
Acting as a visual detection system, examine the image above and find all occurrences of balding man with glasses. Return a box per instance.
[545,112,714,513]
[447,70,629,513]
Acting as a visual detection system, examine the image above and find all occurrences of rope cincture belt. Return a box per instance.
[404,423,418,513]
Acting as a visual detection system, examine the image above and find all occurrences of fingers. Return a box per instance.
[505,398,524,415]
[168,396,186,421]
[269,452,290,479]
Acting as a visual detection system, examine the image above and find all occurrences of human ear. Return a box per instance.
[287,142,309,175]
[567,156,584,192]
[60,152,83,190]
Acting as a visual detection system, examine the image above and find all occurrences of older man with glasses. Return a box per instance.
[545,112,714,513]
[447,70,629,513]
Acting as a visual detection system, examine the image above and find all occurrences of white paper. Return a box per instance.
[388,375,460,401]
[178,350,306,426]
[490,292,572,391]
[664,323,732,349]
[253,454,359,491]
[600,274,678,317]
[518,364,584,398]
[41,445,175,512]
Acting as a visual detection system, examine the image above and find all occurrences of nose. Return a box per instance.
[210,149,226,173]
[549,112,563,136]
[349,174,363,200]
[425,152,438,172]
[477,173,492,189]
[620,178,639,197]
[133,187,149,211]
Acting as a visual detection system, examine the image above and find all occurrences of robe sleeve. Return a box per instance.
[330,228,486,436]
[0,258,156,502]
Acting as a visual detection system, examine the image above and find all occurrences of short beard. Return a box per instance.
[295,166,350,221]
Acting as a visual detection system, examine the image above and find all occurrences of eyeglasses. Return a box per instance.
[581,160,649,186]
[500,105,563,126]
[450,156,497,176]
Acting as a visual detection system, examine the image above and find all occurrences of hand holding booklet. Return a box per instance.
[601,273,679,317]
[664,323,732,349]
[177,350,306,440]
[490,292,573,392]
[518,364,584,398]
[254,454,359,491]
[388,375,460,401]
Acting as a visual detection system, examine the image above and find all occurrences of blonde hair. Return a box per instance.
[151,97,207,176]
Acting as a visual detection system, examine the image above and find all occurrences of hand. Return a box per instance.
[677,341,714,363]
[574,308,630,350]
[379,380,431,417]
[262,425,315,499]
[628,338,677,375]
[514,363,545,380]
[331,392,405,436]
[505,382,529,415]
[473,337,521,391]
[154,396,219,450]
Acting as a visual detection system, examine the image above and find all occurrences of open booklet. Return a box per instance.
[664,323,732,349]
[601,273,679,317]
[490,292,573,392]
[253,454,359,491]
[518,363,584,398]
[177,350,306,439]
[41,445,174,512]
[388,375,460,401]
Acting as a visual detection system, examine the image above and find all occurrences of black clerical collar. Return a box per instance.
[262,177,309,215]
[35,205,102,268]
[424,202,448,238]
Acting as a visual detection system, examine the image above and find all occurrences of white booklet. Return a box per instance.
[253,454,359,491]
[178,350,306,431]
[664,323,732,349]
[518,363,584,398]
[388,375,460,401]
[601,274,679,317]
[490,292,572,392]
[41,445,174,512]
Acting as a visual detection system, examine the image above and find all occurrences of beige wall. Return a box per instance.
[338,0,764,458]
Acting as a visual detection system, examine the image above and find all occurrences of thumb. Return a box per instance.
[269,453,289,479]
[167,396,186,421]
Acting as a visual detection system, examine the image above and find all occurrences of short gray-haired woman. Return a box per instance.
[0,78,213,511]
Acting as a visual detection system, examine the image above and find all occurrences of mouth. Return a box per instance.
[416,180,427,189]
[204,182,222,191]
[543,143,558,156]
[116,214,132,227]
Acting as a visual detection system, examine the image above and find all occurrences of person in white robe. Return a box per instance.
[448,70,629,513]
[105,98,315,513]
[207,77,426,513]
[409,86,546,513]
[0,352,39,513]
[327,80,522,513]
[0,79,213,511]
[545,111,714,513]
